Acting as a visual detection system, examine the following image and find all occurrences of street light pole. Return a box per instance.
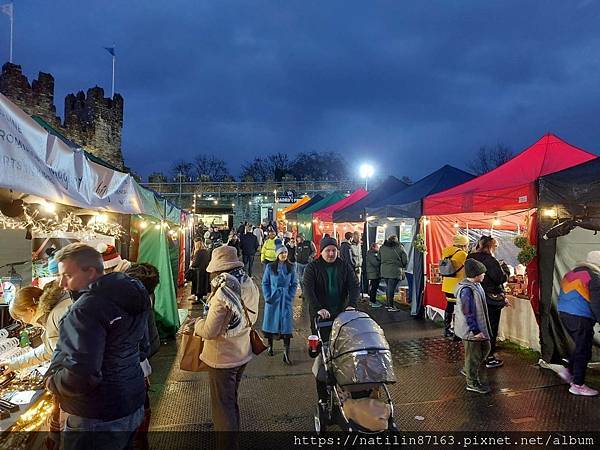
[359,164,374,192]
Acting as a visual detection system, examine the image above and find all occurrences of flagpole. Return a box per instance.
[8,3,13,63]
[111,43,115,98]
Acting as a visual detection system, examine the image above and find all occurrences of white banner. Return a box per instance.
[0,93,142,214]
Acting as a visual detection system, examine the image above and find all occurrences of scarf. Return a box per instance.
[209,271,246,337]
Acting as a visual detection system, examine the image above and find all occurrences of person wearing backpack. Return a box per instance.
[440,235,469,338]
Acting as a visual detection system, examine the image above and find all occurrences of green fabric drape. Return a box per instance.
[138,225,180,338]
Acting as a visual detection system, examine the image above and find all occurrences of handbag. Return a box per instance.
[486,291,506,307]
[240,297,267,355]
[179,331,208,371]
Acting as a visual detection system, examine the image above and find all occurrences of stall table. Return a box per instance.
[498,295,540,352]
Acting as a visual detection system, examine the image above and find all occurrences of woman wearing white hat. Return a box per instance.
[193,245,260,434]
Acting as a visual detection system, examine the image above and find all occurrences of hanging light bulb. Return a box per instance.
[139,220,148,229]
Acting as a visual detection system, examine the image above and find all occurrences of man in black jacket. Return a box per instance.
[304,236,359,403]
[240,224,259,276]
[47,243,150,450]
[304,236,359,329]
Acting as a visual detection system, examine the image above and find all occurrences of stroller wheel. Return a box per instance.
[314,403,328,434]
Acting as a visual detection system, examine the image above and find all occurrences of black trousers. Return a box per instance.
[242,254,255,276]
[368,278,380,304]
[560,312,595,386]
[487,304,503,356]
[444,296,455,332]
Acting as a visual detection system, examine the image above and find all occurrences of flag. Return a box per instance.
[1,3,13,18]
[104,46,115,57]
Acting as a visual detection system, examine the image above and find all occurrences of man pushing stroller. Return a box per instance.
[303,236,360,403]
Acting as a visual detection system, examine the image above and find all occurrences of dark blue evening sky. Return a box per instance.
[3,0,600,180]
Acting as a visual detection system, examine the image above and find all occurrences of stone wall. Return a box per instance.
[0,62,124,170]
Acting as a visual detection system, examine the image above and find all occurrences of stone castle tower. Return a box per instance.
[0,62,125,170]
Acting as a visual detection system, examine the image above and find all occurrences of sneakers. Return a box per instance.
[557,367,574,384]
[370,302,382,308]
[443,329,454,338]
[386,306,399,312]
[485,357,504,368]
[466,383,491,394]
[569,384,598,397]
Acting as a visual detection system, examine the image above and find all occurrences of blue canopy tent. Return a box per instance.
[365,165,475,317]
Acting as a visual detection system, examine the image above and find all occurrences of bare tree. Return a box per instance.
[193,154,231,181]
[467,143,514,175]
[240,153,293,181]
[171,161,194,181]
[289,151,349,181]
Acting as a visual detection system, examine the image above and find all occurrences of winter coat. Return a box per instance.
[467,252,508,307]
[296,240,315,264]
[191,248,211,298]
[194,270,259,368]
[558,262,600,321]
[350,241,362,269]
[145,293,161,359]
[8,289,72,372]
[340,240,354,269]
[440,245,468,297]
[253,228,263,248]
[285,240,296,263]
[379,241,408,279]
[454,279,491,341]
[261,238,277,262]
[228,238,242,257]
[47,272,151,421]
[240,232,259,256]
[365,249,381,280]
[261,262,298,335]
[304,257,359,332]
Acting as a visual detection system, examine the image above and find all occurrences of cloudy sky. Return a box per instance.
[4,1,600,180]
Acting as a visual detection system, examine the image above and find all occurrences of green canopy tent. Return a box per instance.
[296,192,346,241]
[133,183,184,338]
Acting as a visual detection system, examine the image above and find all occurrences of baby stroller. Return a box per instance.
[312,310,397,434]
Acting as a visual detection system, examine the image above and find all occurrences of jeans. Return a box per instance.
[444,296,456,333]
[296,263,308,292]
[487,304,503,356]
[464,339,491,386]
[560,312,595,385]
[243,254,255,276]
[62,405,145,450]
[385,278,400,307]
[368,278,380,304]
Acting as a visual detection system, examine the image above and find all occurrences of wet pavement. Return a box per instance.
[147,266,600,446]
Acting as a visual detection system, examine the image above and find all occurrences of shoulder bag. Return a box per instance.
[240,297,268,355]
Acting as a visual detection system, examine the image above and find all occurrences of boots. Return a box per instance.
[443,309,453,337]
[267,337,274,356]
[283,340,292,365]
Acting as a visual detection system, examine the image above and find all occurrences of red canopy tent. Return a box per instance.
[313,189,368,250]
[422,133,597,320]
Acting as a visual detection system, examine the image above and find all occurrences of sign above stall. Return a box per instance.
[0,94,142,214]
[276,190,300,203]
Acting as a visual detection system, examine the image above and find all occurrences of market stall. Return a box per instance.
[312,189,368,251]
[365,165,474,316]
[295,191,346,242]
[0,92,153,444]
[422,134,596,350]
[538,157,600,363]
[283,194,324,235]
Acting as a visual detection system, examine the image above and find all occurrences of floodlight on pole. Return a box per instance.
[359,164,375,191]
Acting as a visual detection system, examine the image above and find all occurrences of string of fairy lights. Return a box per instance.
[0,202,125,239]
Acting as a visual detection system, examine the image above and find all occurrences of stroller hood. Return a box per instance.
[328,311,396,386]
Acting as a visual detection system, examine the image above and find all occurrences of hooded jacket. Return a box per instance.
[558,262,600,321]
[454,279,491,341]
[440,245,468,297]
[261,238,277,263]
[47,272,151,420]
[365,249,381,280]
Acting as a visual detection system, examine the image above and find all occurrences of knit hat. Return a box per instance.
[97,243,123,269]
[453,234,469,247]
[276,245,288,257]
[465,259,487,278]
[586,251,600,267]
[206,245,244,273]
[320,236,338,250]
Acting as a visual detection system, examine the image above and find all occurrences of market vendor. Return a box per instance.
[0,281,72,372]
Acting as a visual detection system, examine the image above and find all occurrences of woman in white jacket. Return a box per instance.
[1,281,72,371]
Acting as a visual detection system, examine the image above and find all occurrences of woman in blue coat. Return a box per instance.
[262,245,298,364]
